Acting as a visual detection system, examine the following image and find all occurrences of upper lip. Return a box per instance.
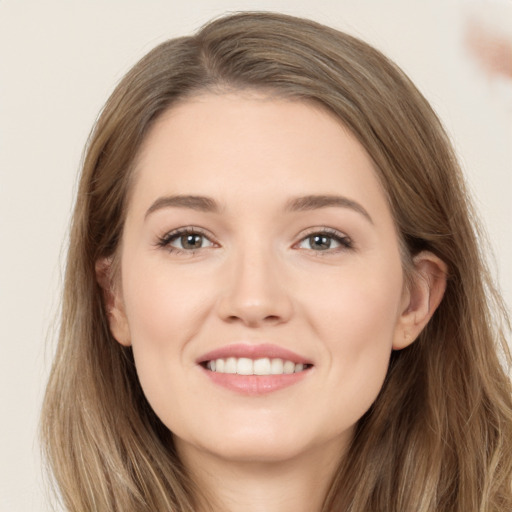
[197,343,313,365]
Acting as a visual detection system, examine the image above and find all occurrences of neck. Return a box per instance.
[177,440,344,512]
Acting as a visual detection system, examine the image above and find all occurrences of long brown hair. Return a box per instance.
[41,12,512,511]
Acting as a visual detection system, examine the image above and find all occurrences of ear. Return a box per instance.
[95,258,131,347]
[393,251,447,350]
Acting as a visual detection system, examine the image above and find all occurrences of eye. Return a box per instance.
[296,230,352,252]
[157,228,215,253]
[172,233,212,250]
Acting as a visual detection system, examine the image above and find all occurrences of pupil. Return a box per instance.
[311,235,330,250]
[183,234,202,249]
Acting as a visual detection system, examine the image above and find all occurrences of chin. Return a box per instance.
[225,437,306,462]
[176,419,349,466]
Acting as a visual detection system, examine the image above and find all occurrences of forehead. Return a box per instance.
[129,92,390,219]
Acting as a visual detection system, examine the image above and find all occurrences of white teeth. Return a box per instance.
[237,357,253,375]
[206,357,308,375]
[270,358,284,375]
[254,358,271,375]
[215,358,225,372]
[283,360,295,374]
[225,357,237,374]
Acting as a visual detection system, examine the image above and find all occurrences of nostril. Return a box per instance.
[217,288,294,327]
[224,313,283,327]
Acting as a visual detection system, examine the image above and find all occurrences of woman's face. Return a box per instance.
[108,92,413,465]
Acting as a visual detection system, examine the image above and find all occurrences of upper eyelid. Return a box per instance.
[160,226,214,241]
[156,227,218,253]
[156,226,352,248]
[294,226,350,241]
[292,227,353,252]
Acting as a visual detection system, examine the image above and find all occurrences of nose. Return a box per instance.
[216,244,294,328]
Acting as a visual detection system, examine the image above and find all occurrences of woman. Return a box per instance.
[41,12,512,512]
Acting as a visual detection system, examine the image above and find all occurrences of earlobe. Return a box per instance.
[95,258,132,347]
[393,251,447,350]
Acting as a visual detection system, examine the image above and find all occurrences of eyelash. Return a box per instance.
[295,227,353,253]
[156,227,215,255]
[156,226,353,255]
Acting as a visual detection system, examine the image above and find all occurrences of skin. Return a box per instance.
[100,92,446,512]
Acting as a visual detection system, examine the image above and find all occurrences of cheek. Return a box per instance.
[304,259,403,343]
[122,257,211,347]
[302,262,403,425]
[120,259,213,414]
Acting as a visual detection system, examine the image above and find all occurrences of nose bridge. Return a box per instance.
[218,234,293,326]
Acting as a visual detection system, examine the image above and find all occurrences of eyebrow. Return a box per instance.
[285,194,373,224]
[145,193,373,223]
[145,195,220,218]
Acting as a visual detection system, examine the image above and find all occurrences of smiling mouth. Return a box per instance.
[202,357,313,376]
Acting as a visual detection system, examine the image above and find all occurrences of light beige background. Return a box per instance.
[1,1,510,510]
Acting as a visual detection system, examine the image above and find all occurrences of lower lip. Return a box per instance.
[201,367,311,395]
